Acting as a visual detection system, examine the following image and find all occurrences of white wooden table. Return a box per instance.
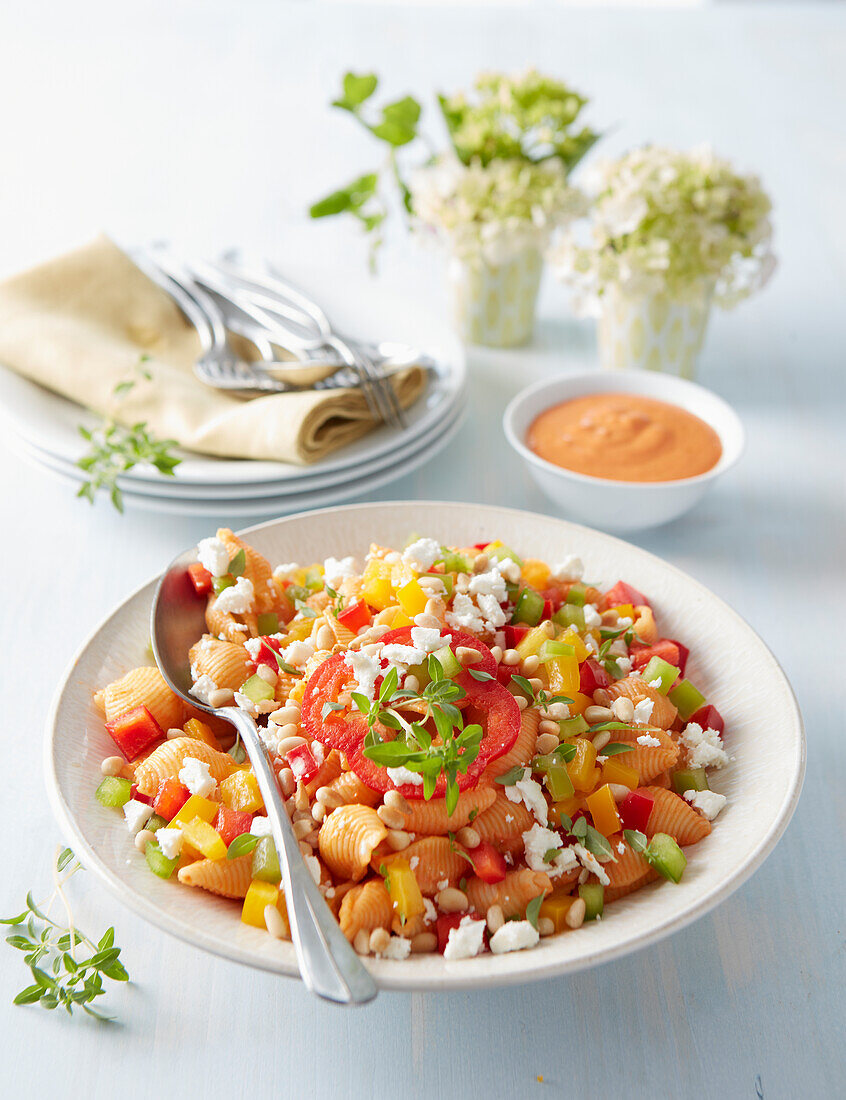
[1,2,843,1097]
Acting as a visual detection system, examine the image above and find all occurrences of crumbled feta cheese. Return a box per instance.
[443,916,486,961]
[283,640,315,668]
[410,626,450,654]
[596,755,608,765]
[376,936,413,961]
[617,840,626,855]
[445,593,485,634]
[244,637,262,660]
[323,556,357,587]
[493,557,521,584]
[156,827,183,859]
[197,536,230,577]
[233,691,258,717]
[551,556,584,582]
[615,617,634,630]
[573,843,610,886]
[504,768,548,825]
[304,855,321,885]
[423,897,437,924]
[250,816,273,837]
[190,674,219,706]
[386,765,424,788]
[344,650,381,701]
[468,569,508,604]
[583,603,602,629]
[647,676,663,690]
[680,722,729,769]
[178,757,216,798]
[402,538,442,573]
[633,698,655,724]
[522,824,579,878]
[584,633,600,656]
[380,643,424,667]
[616,656,633,675]
[123,799,154,835]
[213,576,255,615]
[436,878,449,891]
[273,562,298,577]
[684,789,727,820]
[489,920,540,955]
[476,592,508,629]
[637,733,662,747]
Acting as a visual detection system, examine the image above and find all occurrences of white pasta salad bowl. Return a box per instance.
[45,501,804,991]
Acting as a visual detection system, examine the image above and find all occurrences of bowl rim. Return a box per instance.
[43,500,804,992]
[503,371,746,491]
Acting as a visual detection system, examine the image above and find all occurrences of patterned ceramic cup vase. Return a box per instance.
[448,247,543,348]
[597,283,713,377]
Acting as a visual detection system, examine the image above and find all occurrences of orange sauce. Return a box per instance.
[527,393,722,482]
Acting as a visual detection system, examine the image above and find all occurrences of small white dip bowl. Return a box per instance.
[503,371,745,532]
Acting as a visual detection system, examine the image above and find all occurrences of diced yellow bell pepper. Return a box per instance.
[547,655,580,695]
[549,797,583,827]
[539,893,577,933]
[585,785,622,837]
[613,603,634,620]
[168,793,218,828]
[242,880,281,929]
[220,770,264,813]
[182,717,222,751]
[566,738,598,792]
[362,575,393,612]
[391,609,414,628]
[181,817,227,860]
[515,625,553,661]
[285,617,316,642]
[557,627,588,663]
[568,691,593,717]
[397,578,427,617]
[601,758,639,790]
[521,559,550,591]
[384,857,425,924]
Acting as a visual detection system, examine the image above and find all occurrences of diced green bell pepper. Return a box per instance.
[511,589,544,626]
[286,584,310,604]
[539,639,576,664]
[671,768,709,795]
[558,715,589,739]
[484,543,523,567]
[668,679,706,722]
[565,583,588,607]
[257,612,279,635]
[421,572,454,597]
[579,883,604,920]
[147,813,169,833]
[553,604,585,632]
[544,763,575,801]
[240,674,274,704]
[95,776,132,809]
[212,574,235,595]
[641,656,681,695]
[647,833,687,883]
[252,836,281,884]
[145,842,179,880]
[430,645,462,680]
[439,549,470,574]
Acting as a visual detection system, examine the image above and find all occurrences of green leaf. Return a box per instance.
[510,674,535,700]
[525,894,544,930]
[468,669,494,682]
[363,740,415,766]
[623,829,648,855]
[0,912,28,926]
[100,961,129,982]
[589,722,634,734]
[583,824,612,863]
[97,928,115,951]
[13,985,44,1006]
[339,71,378,109]
[309,173,378,219]
[57,848,75,872]
[228,548,246,577]
[444,777,459,817]
[6,935,33,951]
[494,765,525,787]
[571,816,588,840]
[228,739,246,765]
[112,379,135,397]
[553,743,577,763]
[379,666,399,703]
[600,742,634,756]
[227,834,259,859]
[321,700,345,719]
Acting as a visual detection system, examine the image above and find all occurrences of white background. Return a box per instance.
[0,2,843,1098]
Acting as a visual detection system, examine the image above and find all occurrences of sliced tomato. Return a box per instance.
[666,638,690,676]
[105,705,164,761]
[579,658,610,695]
[377,626,497,682]
[599,581,649,611]
[504,624,530,650]
[153,778,190,821]
[690,704,724,735]
[437,912,475,954]
[214,805,254,847]
[337,599,372,634]
[300,653,519,801]
[630,640,681,672]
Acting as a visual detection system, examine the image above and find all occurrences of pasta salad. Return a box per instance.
[93,529,729,962]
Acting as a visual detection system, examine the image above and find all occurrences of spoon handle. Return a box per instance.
[223,707,377,1005]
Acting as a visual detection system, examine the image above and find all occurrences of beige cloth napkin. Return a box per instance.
[0,236,426,465]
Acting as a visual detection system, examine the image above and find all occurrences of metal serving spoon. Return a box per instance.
[150,544,378,1005]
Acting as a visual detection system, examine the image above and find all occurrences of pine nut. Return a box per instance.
[410,932,438,954]
[207,687,234,708]
[315,786,343,810]
[404,674,420,694]
[521,655,540,675]
[486,904,504,934]
[100,756,125,777]
[542,620,555,638]
[370,621,392,635]
[377,805,406,830]
[611,696,635,722]
[295,781,309,813]
[546,702,569,720]
[166,727,184,739]
[354,929,371,955]
[317,624,335,651]
[277,734,306,755]
[578,868,589,884]
[490,645,503,664]
[293,818,314,840]
[472,553,489,572]
[386,829,412,851]
[529,678,544,692]
[269,705,300,725]
[592,731,612,752]
[565,898,586,929]
[455,826,480,849]
[585,705,613,724]
[515,696,528,711]
[538,719,559,736]
[436,887,468,913]
[502,649,520,665]
[311,802,326,824]
[536,732,559,755]
[255,698,279,715]
[298,840,313,859]
[538,917,555,937]
[593,688,611,707]
[384,789,411,814]
[361,643,384,657]
[134,829,154,853]
[455,572,471,592]
[256,664,278,687]
[369,927,391,954]
[414,612,441,629]
[608,783,630,803]
[456,646,483,666]
[277,767,295,797]
[601,610,620,625]
[264,904,287,939]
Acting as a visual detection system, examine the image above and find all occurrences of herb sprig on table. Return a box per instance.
[2,847,129,1019]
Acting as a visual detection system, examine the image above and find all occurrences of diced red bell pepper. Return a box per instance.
[666,639,690,677]
[153,777,191,820]
[214,805,254,847]
[473,542,489,551]
[337,599,372,635]
[129,785,153,806]
[579,658,611,695]
[471,842,507,884]
[541,598,553,622]
[504,624,530,650]
[437,912,469,954]
[105,705,164,762]
[249,635,283,672]
[497,662,516,688]
[631,640,681,672]
[286,743,320,784]
[540,586,567,612]
[187,562,213,596]
[600,581,649,611]
[619,790,655,833]
[690,704,724,735]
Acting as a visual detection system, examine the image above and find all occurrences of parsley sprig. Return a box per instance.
[2,848,129,1019]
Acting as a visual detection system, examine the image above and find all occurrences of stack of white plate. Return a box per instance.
[0,272,466,515]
